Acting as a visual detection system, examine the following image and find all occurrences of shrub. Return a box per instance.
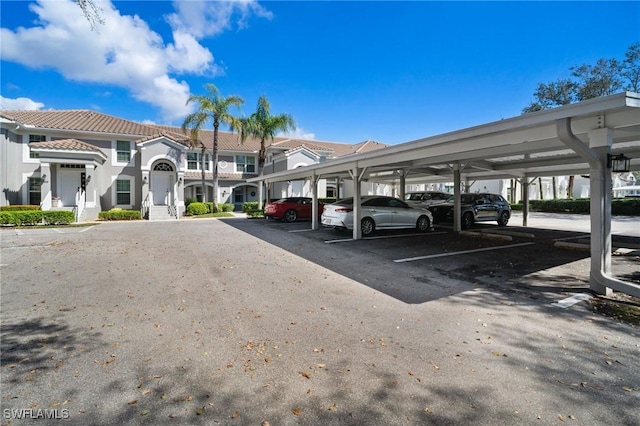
[205,202,218,213]
[12,211,44,225]
[0,205,41,211]
[186,202,208,216]
[185,197,197,208]
[219,203,235,212]
[98,209,141,221]
[242,201,259,213]
[43,211,75,225]
[0,211,17,225]
[612,198,640,215]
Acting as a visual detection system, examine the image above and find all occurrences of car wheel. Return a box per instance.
[416,215,431,232]
[284,209,297,223]
[462,212,474,229]
[497,211,510,226]
[361,217,375,236]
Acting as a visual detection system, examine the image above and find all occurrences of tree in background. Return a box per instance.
[235,96,295,209]
[523,42,639,113]
[522,42,639,198]
[182,84,244,205]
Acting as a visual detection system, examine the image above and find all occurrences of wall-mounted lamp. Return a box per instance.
[608,153,631,173]
[222,190,227,197]
[143,175,148,184]
[38,174,46,185]
[86,175,91,183]
[178,176,183,184]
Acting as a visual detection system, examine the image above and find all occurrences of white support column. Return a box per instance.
[85,164,96,208]
[453,163,461,232]
[399,171,406,200]
[352,167,362,240]
[589,128,614,296]
[311,173,319,231]
[40,162,52,210]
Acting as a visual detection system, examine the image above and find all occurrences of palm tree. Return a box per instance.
[236,95,295,209]
[182,84,244,205]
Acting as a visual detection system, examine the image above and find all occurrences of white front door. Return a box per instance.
[152,173,172,205]
[59,170,81,206]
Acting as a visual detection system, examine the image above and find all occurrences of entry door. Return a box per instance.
[152,174,172,205]
[59,170,81,206]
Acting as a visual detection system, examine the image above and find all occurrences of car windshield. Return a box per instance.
[333,198,354,205]
[405,193,423,201]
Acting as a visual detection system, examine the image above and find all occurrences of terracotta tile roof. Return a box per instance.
[274,139,336,155]
[29,138,103,152]
[0,109,158,136]
[136,131,191,146]
[149,124,263,152]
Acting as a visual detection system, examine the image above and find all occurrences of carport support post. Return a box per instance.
[352,167,362,240]
[589,128,614,296]
[453,163,462,232]
[399,171,406,199]
[311,173,320,231]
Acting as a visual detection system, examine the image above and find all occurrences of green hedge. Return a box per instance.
[0,210,75,226]
[186,202,208,216]
[219,203,234,212]
[0,205,41,211]
[510,198,640,216]
[243,201,259,213]
[98,209,141,221]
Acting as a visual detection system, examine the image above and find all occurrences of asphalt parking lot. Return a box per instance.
[1,215,639,425]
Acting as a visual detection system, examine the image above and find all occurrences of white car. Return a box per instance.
[321,196,434,236]
[404,191,451,207]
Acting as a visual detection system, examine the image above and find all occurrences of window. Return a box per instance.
[116,179,131,205]
[187,152,198,170]
[187,153,210,171]
[29,134,45,158]
[116,141,131,163]
[28,177,41,205]
[236,155,256,173]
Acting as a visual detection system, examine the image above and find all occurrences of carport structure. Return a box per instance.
[249,92,640,297]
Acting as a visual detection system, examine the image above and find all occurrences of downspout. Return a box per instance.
[556,118,640,298]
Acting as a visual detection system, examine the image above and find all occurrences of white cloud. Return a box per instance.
[1,0,269,121]
[0,96,45,110]
[168,0,273,38]
[280,127,316,140]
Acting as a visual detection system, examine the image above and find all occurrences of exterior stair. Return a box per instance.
[148,205,177,221]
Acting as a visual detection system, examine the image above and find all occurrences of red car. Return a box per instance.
[263,197,325,222]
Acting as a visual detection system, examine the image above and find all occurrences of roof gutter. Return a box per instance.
[556,117,640,298]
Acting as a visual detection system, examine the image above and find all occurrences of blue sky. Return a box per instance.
[1,1,638,144]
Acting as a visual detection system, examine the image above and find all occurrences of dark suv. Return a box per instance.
[428,193,511,229]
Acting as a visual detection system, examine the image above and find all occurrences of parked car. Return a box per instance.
[321,196,433,236]
[263,197,325,222]
[404,191,451,207]
[428,193,511,229]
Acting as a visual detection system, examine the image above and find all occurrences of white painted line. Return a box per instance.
[325,231,447,244]
[394,242,535,263]
[79,225,95,233]
[289,229,313,233]
[552,293,593,309]
[15,229,24,236]
[553,234,590,242]
[325,238,356,244]
[53,228,63,234]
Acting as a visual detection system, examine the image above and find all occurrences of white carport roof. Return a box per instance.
[251,92,640,185]
[248,92,640,299]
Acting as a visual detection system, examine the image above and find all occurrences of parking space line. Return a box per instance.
[79,226,96,233]
[553,234,590,242]
[289,229,313,233]
[394,242,535,263]
[325,231,448,244]
[53,228,63,233]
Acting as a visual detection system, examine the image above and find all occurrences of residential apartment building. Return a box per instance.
[0,110,387,221]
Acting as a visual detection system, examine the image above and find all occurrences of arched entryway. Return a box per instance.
[151,161,175,205]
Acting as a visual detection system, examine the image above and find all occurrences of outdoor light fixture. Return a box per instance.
[38,174,46,184]
[143,175,148,184]
[608,153,631,173]
[86,175,91,183]
[178,176,183,184]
